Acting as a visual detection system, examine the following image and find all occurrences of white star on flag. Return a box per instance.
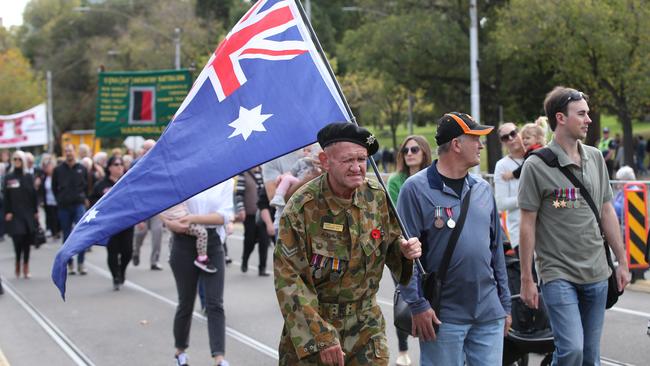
[228,105,273,141]
[83,208,99,223]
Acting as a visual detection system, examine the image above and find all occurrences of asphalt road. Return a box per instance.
[0,226,648,366]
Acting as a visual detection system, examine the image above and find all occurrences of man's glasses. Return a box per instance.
[499,129,518,142]
[401,146,421,155]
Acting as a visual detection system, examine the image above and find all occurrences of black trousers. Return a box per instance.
[106,228,134,283]
[241,214,270,271]
[44,204,60,234]
[12,234,31,264]
[170,230,225,357]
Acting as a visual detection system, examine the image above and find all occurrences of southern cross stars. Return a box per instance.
[84,208,99,223]
[228,105,273,141]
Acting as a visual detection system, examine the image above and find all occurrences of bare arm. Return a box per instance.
[264,181,277,202]
[285,166,322,198]
[601,201,631,290]
[187,213,224,226]
[260,208,275,236]
[519,209,539,309]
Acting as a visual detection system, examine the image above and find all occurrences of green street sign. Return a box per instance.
[95,69,191,137]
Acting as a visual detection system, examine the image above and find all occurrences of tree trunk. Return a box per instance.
[390,119,398,152]
[586,110,600,147]
[619,105,635,168]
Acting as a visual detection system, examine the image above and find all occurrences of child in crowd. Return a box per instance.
[161,203,216,273]
[504,122,547,180]
[269,144,322,227]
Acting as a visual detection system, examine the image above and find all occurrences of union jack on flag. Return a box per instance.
[52,0,350,297]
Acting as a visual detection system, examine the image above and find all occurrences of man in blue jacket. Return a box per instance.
[398,112,511,366]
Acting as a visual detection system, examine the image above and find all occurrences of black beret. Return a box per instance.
[317,122,379,155]
[435,112,493,145]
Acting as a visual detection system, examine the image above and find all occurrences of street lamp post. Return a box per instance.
[174,28,181,70]
[469,0,480,124]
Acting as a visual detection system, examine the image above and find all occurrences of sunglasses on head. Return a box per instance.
[401,146,421,155]
[558,90,585,110]
[499,129,518,142]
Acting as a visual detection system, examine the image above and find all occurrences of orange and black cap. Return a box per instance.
[435,112,493,145]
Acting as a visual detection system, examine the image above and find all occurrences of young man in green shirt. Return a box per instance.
[518,86,630,365]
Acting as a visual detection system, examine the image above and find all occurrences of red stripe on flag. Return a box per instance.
[141,91,153,120]
[240,48,307,57]
[211,6,294,98]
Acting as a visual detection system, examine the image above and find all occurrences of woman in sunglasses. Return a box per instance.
[90,155,133,290]
[386,135,432,366]
[3,150,39,279]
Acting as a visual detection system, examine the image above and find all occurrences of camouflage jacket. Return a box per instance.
[274,173,412,360]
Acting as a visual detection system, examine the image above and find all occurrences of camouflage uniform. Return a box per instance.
[274,173,413,365]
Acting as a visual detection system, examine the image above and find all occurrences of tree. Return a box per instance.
[17,0,221,138]
[0,48,45,114]
[494,0,650,167]
[338,0,519,171]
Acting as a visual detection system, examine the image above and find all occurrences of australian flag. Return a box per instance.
[52,0,350,297]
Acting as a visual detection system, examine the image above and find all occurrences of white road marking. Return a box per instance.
[2,279,96,366]
[84,262,280,360]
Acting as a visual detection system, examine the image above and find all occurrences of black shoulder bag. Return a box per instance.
[531,148,623,309]
[394,187,473,333]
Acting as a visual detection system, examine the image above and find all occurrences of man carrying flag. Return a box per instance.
[274,123,422,365]
[52,0,351,298]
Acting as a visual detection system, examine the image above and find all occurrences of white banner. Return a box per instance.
[0,103,48,148]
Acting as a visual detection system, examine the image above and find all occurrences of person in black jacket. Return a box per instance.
[3,150,38,279]
[52,144,88,275]
[91,156,133,291]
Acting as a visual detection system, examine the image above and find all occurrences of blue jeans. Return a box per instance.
[420,317,505,366]
[58,204,86,265]
[541,279,608,366]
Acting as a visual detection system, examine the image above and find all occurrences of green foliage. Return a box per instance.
[0,48,45,114]
[17,0,220,137]
[494,0,650,166]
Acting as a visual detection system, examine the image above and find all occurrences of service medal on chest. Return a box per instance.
[445,207,455,228]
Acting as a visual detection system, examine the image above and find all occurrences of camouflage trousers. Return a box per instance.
[278,303,389,365]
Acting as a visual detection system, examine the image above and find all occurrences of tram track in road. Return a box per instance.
[2,277,96,366]
[83,262,280,360]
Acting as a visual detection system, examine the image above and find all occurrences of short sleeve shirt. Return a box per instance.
[261,150,304,183]
[518,139,612,284]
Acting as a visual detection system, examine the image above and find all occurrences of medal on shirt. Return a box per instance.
[574,188,581,208]
[330,258,341,281]
[445,207,456,229]
[434,206,445,229]
[311,254,325,279]
[552,189,561,209]
[560,188,566,208]
[569,188,578,208]
[563,188,571,208]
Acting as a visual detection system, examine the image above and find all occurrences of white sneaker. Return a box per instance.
[269,195,286,207]
[396,353,412,366]
[174,352,188,366]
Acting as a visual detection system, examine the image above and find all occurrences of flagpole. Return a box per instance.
[293,0,426,275]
